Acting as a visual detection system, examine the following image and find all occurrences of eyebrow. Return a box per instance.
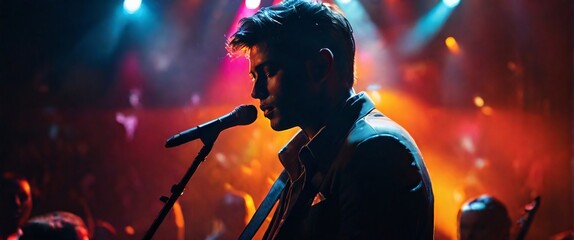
[249,60,277,78]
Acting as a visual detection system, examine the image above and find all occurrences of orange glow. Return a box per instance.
[173,200,185,240]
[474,96,485,107]
[371,90,432,132]
[241,192,256,225]
[125,225,135,235]
[424,150,469,239]
[481,106,493,115]
[445,36,461,54]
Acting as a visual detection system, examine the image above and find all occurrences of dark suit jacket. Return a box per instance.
[264,92,434,240]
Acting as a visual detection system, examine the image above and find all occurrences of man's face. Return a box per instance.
[459,210,508,240]
[0,178,32,236]
[249,42,316,131]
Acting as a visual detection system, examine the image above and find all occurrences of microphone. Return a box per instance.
[165,105,257,147]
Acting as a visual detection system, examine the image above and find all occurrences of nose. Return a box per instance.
[250,78,268,100]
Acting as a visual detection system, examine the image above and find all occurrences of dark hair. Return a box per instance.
[459,195,511,229]
[20,211,89,240]
[227,0,356,85]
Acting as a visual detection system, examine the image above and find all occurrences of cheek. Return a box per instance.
[267,73,294,103]
[267,77,280,95]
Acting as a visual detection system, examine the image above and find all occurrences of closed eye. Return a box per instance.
[264,65,277,78]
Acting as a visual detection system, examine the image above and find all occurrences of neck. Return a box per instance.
[301,123,324,141]
[301,89,354,139]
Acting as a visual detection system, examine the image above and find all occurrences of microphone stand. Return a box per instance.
[142,136,216,240]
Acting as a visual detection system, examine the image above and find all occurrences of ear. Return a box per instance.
[306,48,334,83]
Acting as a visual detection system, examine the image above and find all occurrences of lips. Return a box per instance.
[260,104,274,118]
[264,109,274,118]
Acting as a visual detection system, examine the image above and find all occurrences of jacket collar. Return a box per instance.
[278,92,376,181]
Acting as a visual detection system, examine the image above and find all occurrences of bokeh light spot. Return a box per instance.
[125,225,135,235]
[473,96,484,107]
[481,106,493,116]
[445,36,460,54]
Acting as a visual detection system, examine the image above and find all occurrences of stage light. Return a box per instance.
[123,0,142,14]
[245,0,261,9]
[399,3,454,55]
[443,0,460,8]
[337,0,394,86]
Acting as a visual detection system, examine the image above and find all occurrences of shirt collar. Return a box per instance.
[278,130,308,181]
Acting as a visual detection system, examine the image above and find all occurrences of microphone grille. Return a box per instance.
[234,104,258,125]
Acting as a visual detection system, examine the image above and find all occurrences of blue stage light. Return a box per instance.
[443,0,460,8]
[124,0,142,14]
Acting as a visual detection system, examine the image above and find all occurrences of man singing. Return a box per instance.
[227,0,434,239]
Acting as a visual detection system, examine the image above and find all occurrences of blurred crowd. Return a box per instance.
[2,169,573,240]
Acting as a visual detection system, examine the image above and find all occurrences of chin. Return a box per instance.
[269,119,295,132]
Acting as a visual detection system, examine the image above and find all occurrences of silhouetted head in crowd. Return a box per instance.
[458,195,511,240]
[0,172,32,240]
[207,188,255,240]
[20,211,89,240]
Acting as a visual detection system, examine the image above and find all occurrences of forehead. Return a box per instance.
[248,42,273,65]
[248,42,307,71]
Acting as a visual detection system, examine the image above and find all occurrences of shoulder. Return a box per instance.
[347,109,419,152]
[337,110,425,183]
